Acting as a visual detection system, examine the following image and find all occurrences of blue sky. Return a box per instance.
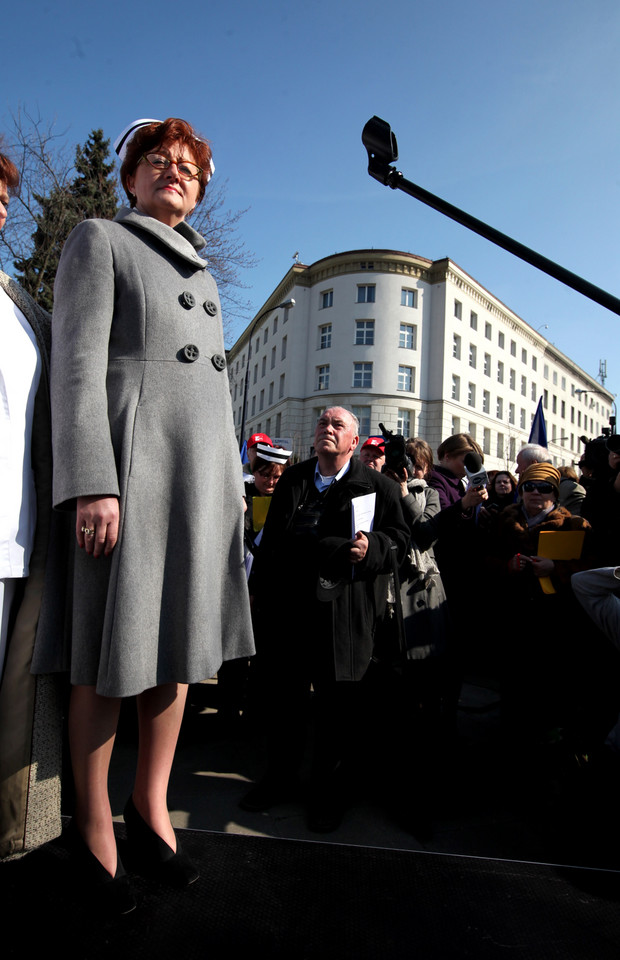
[5,0,620,403]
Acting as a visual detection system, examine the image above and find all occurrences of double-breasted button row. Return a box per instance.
[178,291,218,317]
[178,345,226,371]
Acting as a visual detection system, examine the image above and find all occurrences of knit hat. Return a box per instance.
[518,462,560,496]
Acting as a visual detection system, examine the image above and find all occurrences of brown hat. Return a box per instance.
[518,462,560,496]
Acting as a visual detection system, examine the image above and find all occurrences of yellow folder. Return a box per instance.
[536,530,585,594]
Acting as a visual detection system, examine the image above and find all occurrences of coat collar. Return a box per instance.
[114,206,208,270]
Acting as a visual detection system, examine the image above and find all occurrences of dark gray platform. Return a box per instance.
[4,824,620,960]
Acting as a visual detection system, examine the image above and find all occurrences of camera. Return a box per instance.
[378,423,414,479]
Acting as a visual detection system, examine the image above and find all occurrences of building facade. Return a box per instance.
[227,249,614,469]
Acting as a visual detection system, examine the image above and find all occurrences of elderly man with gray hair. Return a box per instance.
[241,406,409,832]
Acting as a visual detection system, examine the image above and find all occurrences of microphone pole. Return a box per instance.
[362,116,620,318]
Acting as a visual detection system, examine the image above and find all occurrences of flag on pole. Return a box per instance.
[529,398,548,447]
[239,440,248,464]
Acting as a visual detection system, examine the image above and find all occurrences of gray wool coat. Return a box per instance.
[33,207,255,697]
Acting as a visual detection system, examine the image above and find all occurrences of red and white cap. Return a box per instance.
[361,437,385,451]
[247,433,273,450]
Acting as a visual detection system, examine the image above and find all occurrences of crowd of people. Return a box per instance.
[1,117,620,914]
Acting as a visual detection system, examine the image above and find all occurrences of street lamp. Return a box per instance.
[574,388,617,435]
[238,298,296,449]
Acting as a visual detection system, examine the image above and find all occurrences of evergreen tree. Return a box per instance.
[14,129,118,309]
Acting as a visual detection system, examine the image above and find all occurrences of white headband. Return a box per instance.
[113,118,215,180]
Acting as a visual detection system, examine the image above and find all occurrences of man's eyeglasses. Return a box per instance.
[141,153,202,181]
[521,481,555,494]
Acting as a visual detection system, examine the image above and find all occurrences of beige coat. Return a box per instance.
[0,272,62,860]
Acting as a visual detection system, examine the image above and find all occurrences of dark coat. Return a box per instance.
[252,457,409,681]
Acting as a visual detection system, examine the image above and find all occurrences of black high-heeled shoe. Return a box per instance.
[123,795,199,888]
[67,820,137,915]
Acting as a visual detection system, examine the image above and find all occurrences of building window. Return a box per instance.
[543,389,549,409]
[398,365,415,392]
[531,382,537,401]
[273,316,278,334]
[484,353,491,377]
[483,428,491,455]
[470,311,478,330]
[553,371,558,385]
[497,432,504,459]
[532,356,537,371]
[521,375,527,396]
[561,376,566,391]
[401,288,417,308]
[520,408,526,429]
[251,396,256,416]
[397,409,412,436]
[275,412,281,435]
[497,397,503,419]
[452,417,461,435]
[253,364,258,385]
[510,340,517,357]
[483,390,490,414]
[316,365,330,391]
[452,375,460,401]
[509,403,515,425]
[259,389,264,411]
[355,320,375,345]
[281,336,287,360]
[469,344,477,369]
[468,422,477,441]
[454,299,462,320]
[453,334,461,360]
[268,381,274,405]
[271,346,276,369]
[261,356,266,378]
[357,285,375,303]
[544,364,549,380]
[498,332,505,349]
[485,322,492,340]
[353,362,373,388]
[352,405,371,437]
[561,400,566,419]
[522,348,527,364]
[552,395,557,414]
[263,327,269,345]
[399,323,417,350]
[321,290,333,309]
[279,374,285,398]
[509,369,516,391]
[468,383,476,408]
[319,324,332,349]
[497,361,504,384]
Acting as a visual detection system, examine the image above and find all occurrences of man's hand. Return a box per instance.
[350,531,369,564]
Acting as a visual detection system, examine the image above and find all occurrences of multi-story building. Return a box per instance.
[227,249,614,469]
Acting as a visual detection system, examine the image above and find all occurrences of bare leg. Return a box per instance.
[132,682,188,851]
[69,684,122,876]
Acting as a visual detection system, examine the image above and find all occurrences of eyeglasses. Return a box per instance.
[141,153,202,181]
[521,481,555,494]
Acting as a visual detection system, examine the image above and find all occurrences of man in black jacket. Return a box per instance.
[240,407,409,831]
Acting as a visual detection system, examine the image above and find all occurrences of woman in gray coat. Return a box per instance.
[38,118,254,907]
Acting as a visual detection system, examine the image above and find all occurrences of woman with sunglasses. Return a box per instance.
[487,462,603,770]
[33,118,254,910]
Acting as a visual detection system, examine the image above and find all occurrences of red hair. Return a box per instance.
[0,140,20,195]
[120,118,212,207]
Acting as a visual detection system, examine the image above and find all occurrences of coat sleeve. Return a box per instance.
[51,220,121,509]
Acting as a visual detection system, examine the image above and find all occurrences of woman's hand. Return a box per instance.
[76,496,120,558]
[384,467,409,498]
[462,484,488,510]
[508,553,529,573]
[529,555,555,577]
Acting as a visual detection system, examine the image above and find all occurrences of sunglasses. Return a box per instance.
[521,481,555,494]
